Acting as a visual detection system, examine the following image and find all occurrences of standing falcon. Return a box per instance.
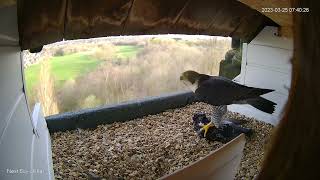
[180,70,276,137]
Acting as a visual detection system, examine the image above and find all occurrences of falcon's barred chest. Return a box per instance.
[211,105,227,127]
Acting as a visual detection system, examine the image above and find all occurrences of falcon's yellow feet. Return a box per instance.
[200,122,215,137]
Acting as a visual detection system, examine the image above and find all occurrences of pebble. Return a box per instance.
[51,102,273,180]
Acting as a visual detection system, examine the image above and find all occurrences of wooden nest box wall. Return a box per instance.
[1,0,319,179]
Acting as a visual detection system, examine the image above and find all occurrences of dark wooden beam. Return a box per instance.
[18,0,277,50]
[18,0,66,49]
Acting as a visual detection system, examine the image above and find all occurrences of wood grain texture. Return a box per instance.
[18,0,66,49]
[18,0,276,49]
[239,0,293,37]
[161,134,245,180]
[0,0,16,8]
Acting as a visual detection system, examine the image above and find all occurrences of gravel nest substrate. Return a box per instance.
[51,102,273,180]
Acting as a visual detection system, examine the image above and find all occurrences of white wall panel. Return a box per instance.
[0,47,54,180]
[229,26,293,125]
[0,47,24,136]
[250,26,293,50]
[0,5,54,179]
[31,103,54,180]
[247,44,292,72]
[244,66,291,95]
[0,96,33,180]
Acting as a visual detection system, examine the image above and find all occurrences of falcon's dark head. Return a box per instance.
[180,70,201,92]
[180,70,201,84]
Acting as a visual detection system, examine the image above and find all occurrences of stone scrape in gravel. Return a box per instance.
[51,102,273,180]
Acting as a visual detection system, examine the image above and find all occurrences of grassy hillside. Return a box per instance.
[24,39,231,115]
[25,53,102,92]
[25,45,141,93]
[116,45,143,59]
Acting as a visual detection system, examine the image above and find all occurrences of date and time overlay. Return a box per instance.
[261,7,309,13]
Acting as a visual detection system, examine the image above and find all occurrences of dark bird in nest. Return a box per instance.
[192,113,252,142]
[180,70,276,137]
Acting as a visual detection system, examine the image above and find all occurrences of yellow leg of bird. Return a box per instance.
[200,122,215,137]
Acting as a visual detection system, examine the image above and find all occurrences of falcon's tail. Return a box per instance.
[246,97,276,114]
[247,87,275,96]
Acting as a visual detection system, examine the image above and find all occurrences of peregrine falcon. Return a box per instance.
[180,70,276,137]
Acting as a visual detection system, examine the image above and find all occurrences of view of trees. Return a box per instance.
[24,36,231,116]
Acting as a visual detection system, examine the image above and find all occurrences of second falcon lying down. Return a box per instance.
[180,70,276,137]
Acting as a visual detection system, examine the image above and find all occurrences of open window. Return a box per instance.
[23,35,232,116]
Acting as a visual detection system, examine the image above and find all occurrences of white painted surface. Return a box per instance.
[246,44,292,72]
[31,104,55,180]
[244,66,291,95]
[0,95,33,180]
[250,26,293,50]
[0,47,24,133]
[229,26,293,125]
[0,5,54,180]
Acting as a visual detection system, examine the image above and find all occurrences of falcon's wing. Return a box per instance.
[195,76,255,105]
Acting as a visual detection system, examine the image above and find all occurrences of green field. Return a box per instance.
[25,53,102,92]
[25,45,142,94]
[116,45,143,59]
